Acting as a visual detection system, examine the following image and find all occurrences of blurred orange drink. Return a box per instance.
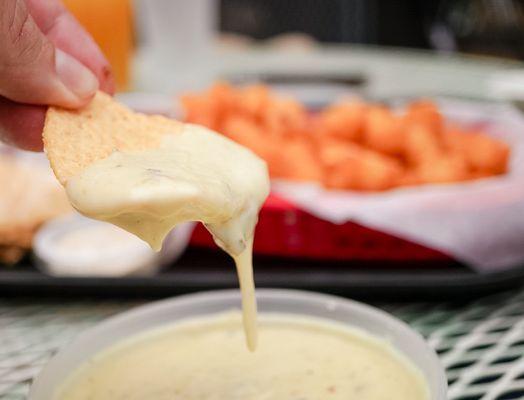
[62,0,133,91]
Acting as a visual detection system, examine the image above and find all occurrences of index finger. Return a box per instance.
[26,0,115,94]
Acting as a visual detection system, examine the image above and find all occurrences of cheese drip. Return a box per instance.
[66,124,270,350]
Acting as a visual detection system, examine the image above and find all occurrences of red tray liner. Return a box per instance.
[189,193,451,262]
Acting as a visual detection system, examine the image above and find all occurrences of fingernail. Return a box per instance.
[55,49,99,100]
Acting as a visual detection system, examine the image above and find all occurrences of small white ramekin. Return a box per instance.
[33,213,194,277]
[29,289,447,399]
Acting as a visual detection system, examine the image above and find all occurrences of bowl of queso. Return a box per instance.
[30,289,447,400]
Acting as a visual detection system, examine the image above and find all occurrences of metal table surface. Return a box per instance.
[1,287,523,400]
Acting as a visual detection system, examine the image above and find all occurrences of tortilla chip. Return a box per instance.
[43,91,184,184]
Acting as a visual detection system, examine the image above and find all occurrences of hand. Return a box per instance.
[0,0,114,151]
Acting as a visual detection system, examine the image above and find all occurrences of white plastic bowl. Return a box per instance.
[34,214,195,277]
[29,289,447,399]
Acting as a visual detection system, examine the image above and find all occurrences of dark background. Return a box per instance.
[220,0,524,59]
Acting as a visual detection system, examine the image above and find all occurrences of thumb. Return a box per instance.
[0,0,99,108]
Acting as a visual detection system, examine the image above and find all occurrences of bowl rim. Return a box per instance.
[30,288,447,399]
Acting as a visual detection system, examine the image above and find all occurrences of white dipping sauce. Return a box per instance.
[66,124,270,350]
[56,312,429,400]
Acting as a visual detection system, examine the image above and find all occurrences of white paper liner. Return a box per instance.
[272,99,524,272]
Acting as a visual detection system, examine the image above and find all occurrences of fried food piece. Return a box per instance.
[441,128,466,152]
[320,140,404,191]
[280,136,323,182]
[463,133,509,174]
[469,170,497,181]
[414,154,470,184]
[237,84,271,119]
[263,96,309,138]
[396,170,421,187]
[363,106,405,156]
[208,81,238,109]
[180,93,219,129]
[182,82,238,131]
[404,100,443,134]
[226,119,320,181]
[318,100,367,142]
[443,128,510,174]
[222,115,275,164]
[404,124,444,166]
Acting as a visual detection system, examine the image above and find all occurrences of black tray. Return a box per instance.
[2,247,524,301]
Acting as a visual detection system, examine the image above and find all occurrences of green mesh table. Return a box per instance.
[1,287,524,400]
